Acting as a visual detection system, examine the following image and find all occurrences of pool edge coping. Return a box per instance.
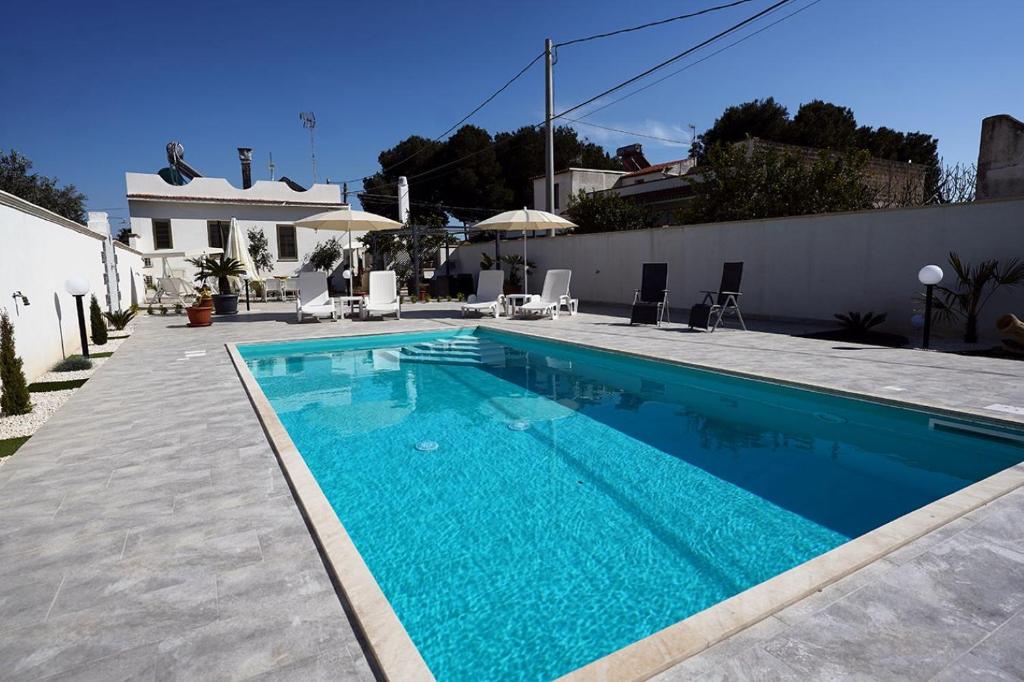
[225,342,434,682]
[227,326,1024,682]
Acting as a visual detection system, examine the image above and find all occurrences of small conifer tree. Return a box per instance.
[89,295,107,345]
[0,310,32,416]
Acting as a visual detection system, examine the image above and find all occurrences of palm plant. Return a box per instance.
[103,309,137,330]
[932,252,1024,343]
[834,311,887,334]
[200,256,246,295]
[500,254,536,288]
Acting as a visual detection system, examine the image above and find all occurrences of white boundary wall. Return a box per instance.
[0,191,140,382]
[451,198,1024,337]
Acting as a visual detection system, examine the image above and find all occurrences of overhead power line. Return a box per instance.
[575,0,825,121]
[555,0,756,47]
[339,51,544,184]
[554,0,794,122]
[562,117,691,145]
[348,0,816,200]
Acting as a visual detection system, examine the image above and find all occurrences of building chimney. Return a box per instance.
[237,147,253,189]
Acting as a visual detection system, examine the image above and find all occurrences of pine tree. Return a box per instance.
[0,310,32,416]
[89,295,107,346]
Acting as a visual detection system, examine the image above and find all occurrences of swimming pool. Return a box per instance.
[238,328,1024,681]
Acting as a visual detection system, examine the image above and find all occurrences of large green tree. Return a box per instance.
[685,144,876,224]
[358,124,618,224]
[564,189,657,234]
[0,149,87,223]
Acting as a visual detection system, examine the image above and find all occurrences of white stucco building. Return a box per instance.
[125,173,360,288]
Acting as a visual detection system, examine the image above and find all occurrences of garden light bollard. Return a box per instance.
[918,265,943,349]
[65,276,91,358]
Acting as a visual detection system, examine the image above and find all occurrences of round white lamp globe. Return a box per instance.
[342,269,352,280]
[64,276,90,296]
[918,265,943,286]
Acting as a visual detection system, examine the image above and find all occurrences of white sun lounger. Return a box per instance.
[362,271,401,320]
[461,270,506,318]
[515,269,577,320]
[296,271,337,322]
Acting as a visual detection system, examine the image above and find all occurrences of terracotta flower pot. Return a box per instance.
[196,296,213,309]
[186,306,213,327]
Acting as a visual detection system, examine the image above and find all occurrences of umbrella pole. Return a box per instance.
[245,280,250,311]
[523,230,528,296]
[348,230,354,297]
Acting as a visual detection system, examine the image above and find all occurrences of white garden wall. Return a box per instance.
[0,191,136,382]
[451,198,1024,339]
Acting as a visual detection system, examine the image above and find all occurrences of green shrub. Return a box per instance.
[0,311,31,416]
[104,308,136,330]
[53,355,92,372]
[89,295,107,345]
[29,379,87,392]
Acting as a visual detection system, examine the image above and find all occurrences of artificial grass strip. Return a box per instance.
[90,352,114,358]
[0,436,30,458]
[28,379,88,393]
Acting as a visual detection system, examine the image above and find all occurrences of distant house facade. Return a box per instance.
[534,138,927,226]
[125,172,356,288]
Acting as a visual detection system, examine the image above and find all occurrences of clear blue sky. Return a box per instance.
[2,0,1021,229]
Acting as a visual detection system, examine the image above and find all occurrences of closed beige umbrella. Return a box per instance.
[470,207,576,294]
[295,208,402,296]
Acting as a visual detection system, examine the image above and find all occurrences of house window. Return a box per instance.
[153,219,173,249]
[277,224,298,261]
[207,220,230,249]
[554,182,560,210]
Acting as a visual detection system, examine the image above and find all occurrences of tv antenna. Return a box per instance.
[268,152,276,181]
[299,112,318,184]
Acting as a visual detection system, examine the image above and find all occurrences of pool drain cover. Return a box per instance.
[415,440,439,452]
[508,420,530,431]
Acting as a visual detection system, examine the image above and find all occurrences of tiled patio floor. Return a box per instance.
[1,302,1022,680]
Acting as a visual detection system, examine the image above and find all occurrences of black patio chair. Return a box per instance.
[630,262,670,326]
[691,261,746,332]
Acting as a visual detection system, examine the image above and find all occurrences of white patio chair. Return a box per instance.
[361,271,401,320]
[515,269,577,320]
[283,277,299,300]
[461,270,506,318]
[157,276,196,307]
[264,278,285,301]
[296,271,337,322]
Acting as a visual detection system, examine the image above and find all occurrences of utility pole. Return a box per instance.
[544,38,555,215]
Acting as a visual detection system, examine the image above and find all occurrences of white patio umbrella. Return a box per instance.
[295,207,403,296]
[224,217,260,308]
[469,207,576,295]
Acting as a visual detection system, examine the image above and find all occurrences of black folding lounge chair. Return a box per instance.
[692,261,746,332]
[630,262,670,326]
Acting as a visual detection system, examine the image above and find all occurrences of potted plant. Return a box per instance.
[186,287,214,327]
[198,256,245,315]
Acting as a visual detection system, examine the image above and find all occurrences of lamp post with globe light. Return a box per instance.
[918,265,943,349]
[65,276,91,358]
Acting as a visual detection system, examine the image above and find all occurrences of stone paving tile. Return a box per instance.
[762,581,991,680]
[3,302,1023,680]
[931,609,1024,681]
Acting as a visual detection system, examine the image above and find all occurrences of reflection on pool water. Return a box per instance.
[240,328,1023,681]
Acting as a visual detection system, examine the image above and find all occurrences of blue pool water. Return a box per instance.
[240,328,1023,681]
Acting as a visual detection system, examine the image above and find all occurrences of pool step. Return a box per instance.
[397,338,507,366]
